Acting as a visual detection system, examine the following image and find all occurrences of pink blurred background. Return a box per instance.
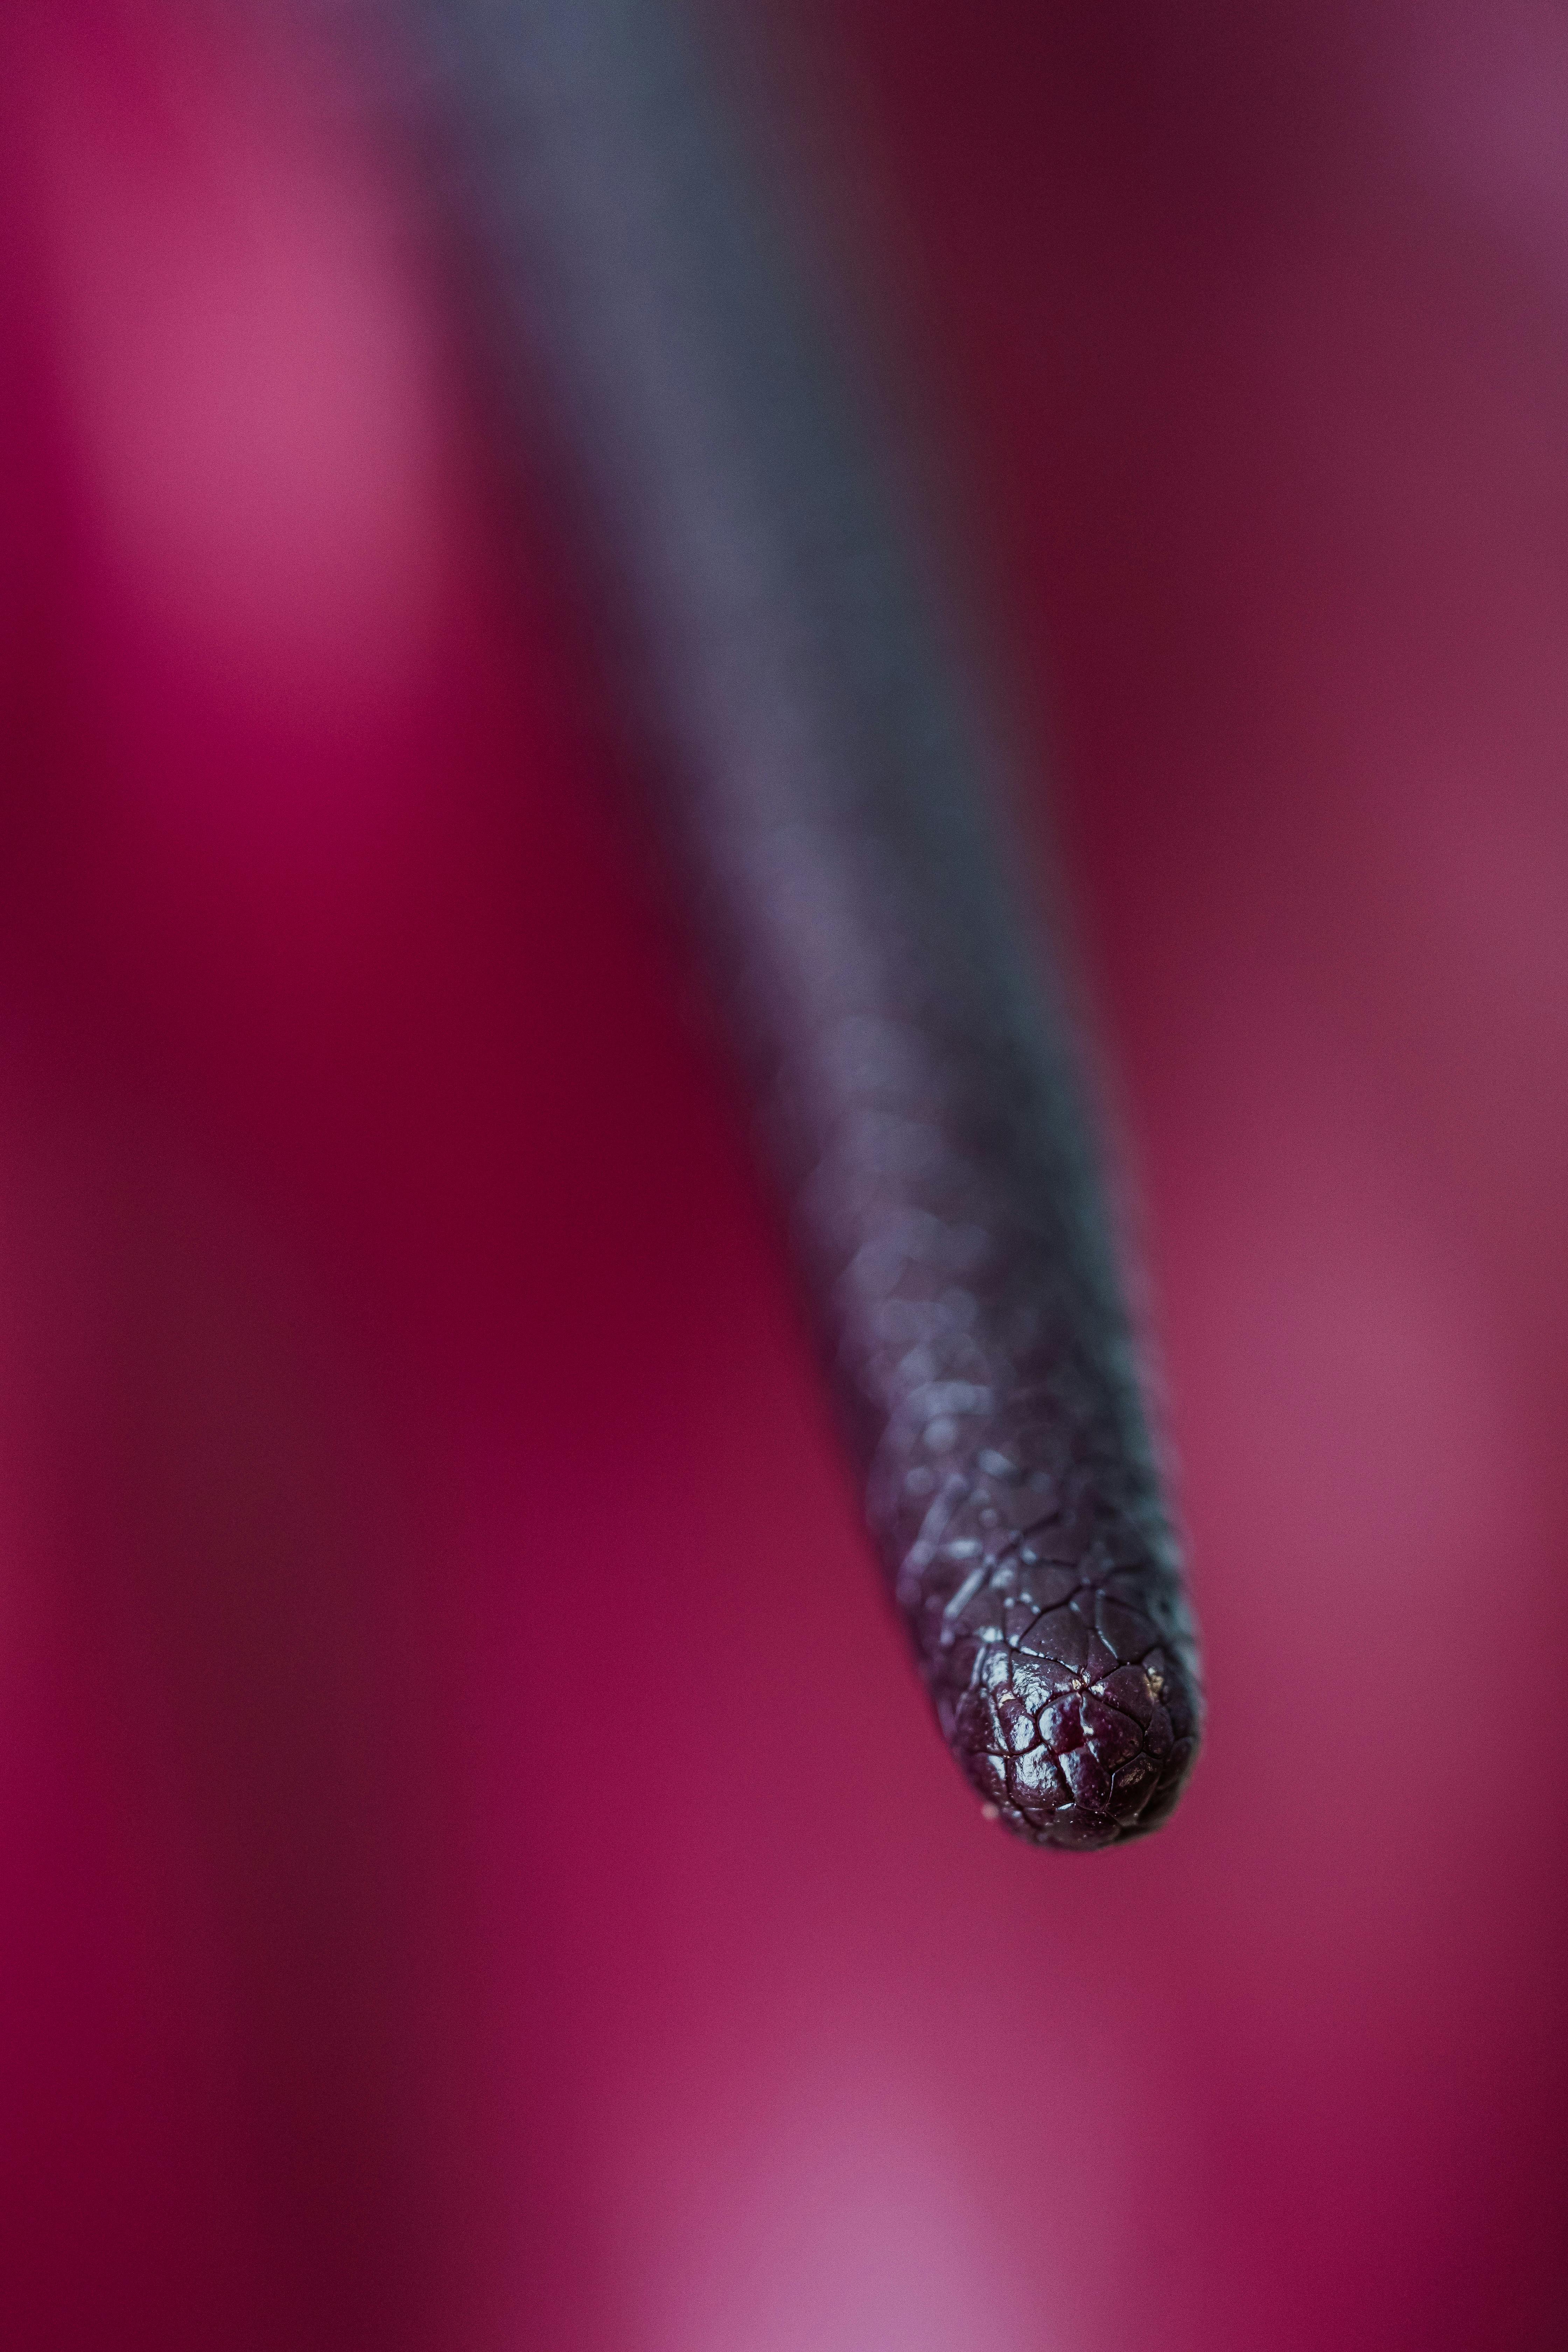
[1,2,1564,2346]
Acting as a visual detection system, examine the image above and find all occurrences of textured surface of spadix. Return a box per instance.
[400,0,1202,1842]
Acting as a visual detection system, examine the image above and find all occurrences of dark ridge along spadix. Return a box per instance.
[390,0,1203,1846]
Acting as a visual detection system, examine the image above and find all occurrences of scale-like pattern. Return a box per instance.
[786,992,1203,1852]
[892,1457,1198,1846]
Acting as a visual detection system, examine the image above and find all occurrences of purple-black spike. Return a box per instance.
[385,0,1202,1845]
